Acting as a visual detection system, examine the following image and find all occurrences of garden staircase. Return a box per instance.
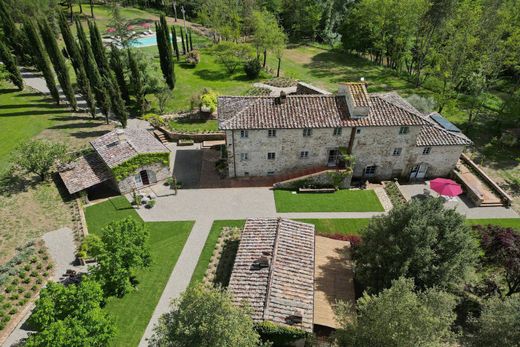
[153,130,169,144]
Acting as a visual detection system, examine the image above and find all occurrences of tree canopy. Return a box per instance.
[334,277,457,347]
[149,284,260,347]
[354,197,478,293]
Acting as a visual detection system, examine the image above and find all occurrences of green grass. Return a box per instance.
[0,83,70,167]
[273,189,385,212]
[466,218,520,230]
[168,118,219,132]
[189,220,246,286]
[296,218,371,235]
[84,197,194,347]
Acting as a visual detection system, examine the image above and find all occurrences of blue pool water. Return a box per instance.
[131,35,158,47]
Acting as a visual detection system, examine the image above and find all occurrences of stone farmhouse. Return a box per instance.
[59,128,170,195]
[228,218,316,332]
[218,82,472,181]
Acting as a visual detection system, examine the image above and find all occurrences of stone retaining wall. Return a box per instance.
[158,126,225,143]
[273,170,352,189]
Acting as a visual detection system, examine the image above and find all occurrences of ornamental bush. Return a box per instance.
[256,321,309,346]
[244,59,262,79]
[200,88,218,113]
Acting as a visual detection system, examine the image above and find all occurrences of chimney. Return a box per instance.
[116,129,127,143]
[275,91,287,105]
[339,82,370,118]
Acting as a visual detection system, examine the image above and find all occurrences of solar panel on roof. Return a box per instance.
[430,113,461,132]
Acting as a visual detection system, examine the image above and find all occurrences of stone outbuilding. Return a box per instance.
[228,218,316,332]
[59,128,170,196]
[218,82,472,181]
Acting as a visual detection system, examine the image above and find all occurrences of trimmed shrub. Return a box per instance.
[186,50,200,66]
[256,321,309,346]
[244,59,262,79]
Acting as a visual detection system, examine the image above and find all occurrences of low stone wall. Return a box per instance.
[273,170,352,189]
[158,126,225,143]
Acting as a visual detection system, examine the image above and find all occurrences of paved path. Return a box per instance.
[3,228,82,347]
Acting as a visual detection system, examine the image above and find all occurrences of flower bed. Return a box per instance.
[203,227,241,288]
[264,77,297,88]
[0,241,52,334]
[382,180,407,206]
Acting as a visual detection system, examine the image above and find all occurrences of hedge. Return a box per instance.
[112,153,169,181]
[255,321,309,346]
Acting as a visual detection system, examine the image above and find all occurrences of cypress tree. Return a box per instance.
[23,19,60,104]
[185,30,190,52]
[58,13,96,117]
[128,49,146,115]
[109,45,129,102]
[105,74,128,128]
[171,26,180,61]
[0,1,26,63]
[155,16,175,90]
[39,18,78,111]
[180,27,186,55]
[88,20,110,75]
[0,39,24,90]
[76,18,111,118]
[189,30,194,51]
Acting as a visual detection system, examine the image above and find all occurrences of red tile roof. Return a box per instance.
[228,218,315,332]
[58,153,113,194]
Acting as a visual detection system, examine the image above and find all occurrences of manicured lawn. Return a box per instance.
[296,218,371,235]
[0,83,70,167]
[84,197,194,347]
[274,189,385,212]
[189,220,246,286]
[466,218,520,230]
[168,118,219,132]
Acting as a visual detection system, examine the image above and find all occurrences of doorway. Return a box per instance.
[327,149,339,166]
[140,170,150,186]
[410,163,428,180]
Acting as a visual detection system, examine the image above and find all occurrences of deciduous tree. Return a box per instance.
[12,140,66,180]
[354,197,478,293]
[334,277,457,347]
[213,42,254,74]
[92,217,151,297]
[149,284,260,347]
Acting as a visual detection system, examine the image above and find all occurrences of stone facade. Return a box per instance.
[226,127,351,177]
[117,162,170,194]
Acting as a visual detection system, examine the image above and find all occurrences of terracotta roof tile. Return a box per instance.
[58,153,113,194]
[228,218,315,332]
[91,128,169,168]
[417,125,472,146]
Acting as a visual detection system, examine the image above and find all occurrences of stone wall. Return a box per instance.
[273,169,352,189]
[117,162,170,193]
[226,128,352,177]
[159,127,225,143]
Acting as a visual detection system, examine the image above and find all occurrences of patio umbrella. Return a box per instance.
[429,178,463,197]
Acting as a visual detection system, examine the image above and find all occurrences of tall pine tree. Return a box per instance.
[0,1,27,63]
[76,18,111,119]
[88,20,110,75]
[128,49,146,115]
[39,18,78,111]
[23,19,60,104]
[171,26,180,61]
[180,26,187,55]
[109,45,129,102]
[58,13,96,117]
[155,16,175,90]
[0,39,24,90]
[189,30,194,51]
[105,74,128,128]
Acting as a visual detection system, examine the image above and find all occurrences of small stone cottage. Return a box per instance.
[59,128,170,195]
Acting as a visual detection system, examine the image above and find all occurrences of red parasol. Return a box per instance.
[429,178,463,197]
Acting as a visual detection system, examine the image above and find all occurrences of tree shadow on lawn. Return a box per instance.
[213,239,240,288]
[0,103,64,110]
[0,110,70,117]
[0,87,20,94]
[69,130,112,139]
[193,68,229,81]
[48,122,105,130]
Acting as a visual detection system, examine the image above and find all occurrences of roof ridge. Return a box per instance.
[262,217,282,322]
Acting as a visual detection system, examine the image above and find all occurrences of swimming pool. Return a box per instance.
[131,35,158,47]
[131,35,180,48]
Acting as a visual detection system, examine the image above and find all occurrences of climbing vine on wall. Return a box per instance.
[112,153,169,181]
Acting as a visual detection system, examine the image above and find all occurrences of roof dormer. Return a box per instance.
[338,81,370,118]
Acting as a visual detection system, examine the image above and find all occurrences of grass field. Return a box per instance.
[85,197,194,347]
[168,118,219,132]
[0,84,70,167]
[274,189,385,213]
[189,220,246,286]
[466,218,520,230]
